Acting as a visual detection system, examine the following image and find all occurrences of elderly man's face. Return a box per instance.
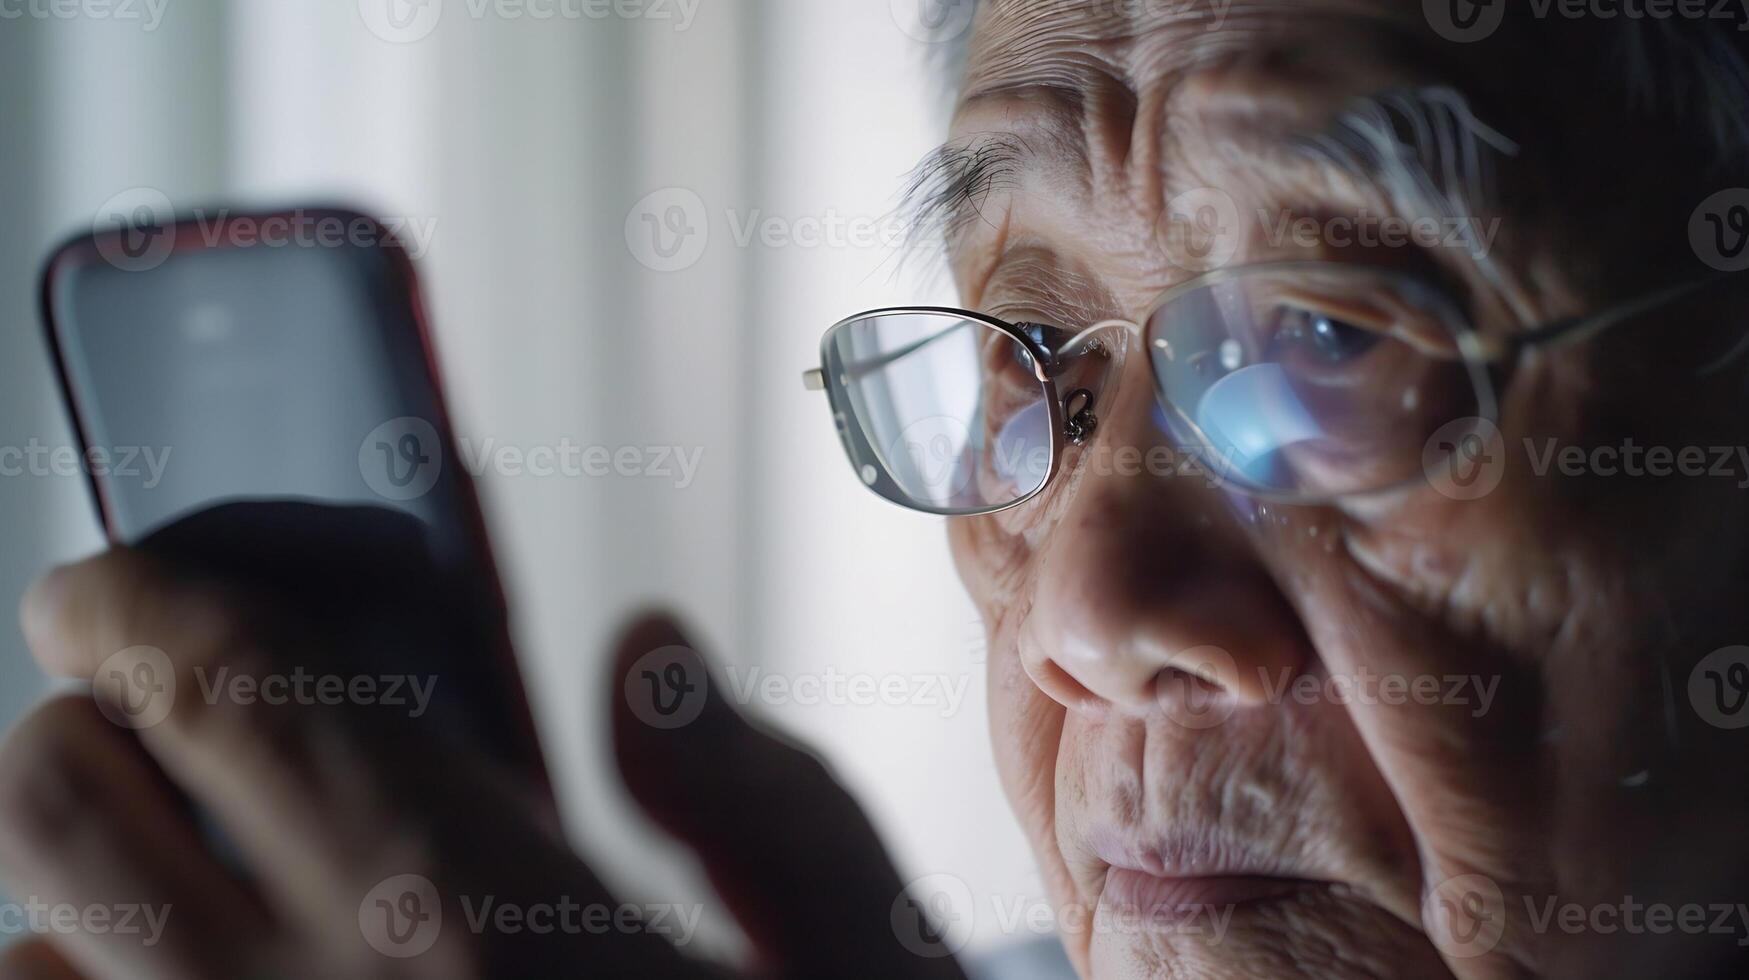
[943,2,1749,977]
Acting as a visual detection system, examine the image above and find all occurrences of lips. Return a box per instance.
[1089,822,1302,878]
[1100,868,1309,929]
[1087,824,1326,930]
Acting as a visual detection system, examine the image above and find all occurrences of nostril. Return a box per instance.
[1027,656,1108,713]
[1151,662,1242,730]
[1152,665,1220,695]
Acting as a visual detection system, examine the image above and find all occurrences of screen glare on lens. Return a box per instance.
[1147,267,1483,498]
[824,312,1054,513]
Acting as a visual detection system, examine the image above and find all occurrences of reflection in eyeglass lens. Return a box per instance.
[1149,268,1481,497]
[826,313,1053,512]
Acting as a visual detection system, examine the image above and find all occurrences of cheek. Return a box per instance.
[985,615,1090,969]
[949,517,1087,910]
[953,517,1059,827]
[986,624,1064,835]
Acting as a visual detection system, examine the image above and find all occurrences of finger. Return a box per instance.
[22,549,455,935]
[22,554,707,978]
[21,551,364,917]
[21,550,213,681]
[0,696,277,980]
[611,613,968,980]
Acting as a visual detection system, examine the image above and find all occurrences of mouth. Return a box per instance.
[1099,868,1315,930]
[1088,825,1330,931]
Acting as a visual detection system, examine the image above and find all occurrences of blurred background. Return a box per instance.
[0,0,1059,966]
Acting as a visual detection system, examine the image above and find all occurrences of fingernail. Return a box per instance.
[19,566,73,646]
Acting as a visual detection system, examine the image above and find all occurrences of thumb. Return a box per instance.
[609,613,968,980]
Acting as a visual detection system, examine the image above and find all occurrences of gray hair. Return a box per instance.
[928,3,1749,171]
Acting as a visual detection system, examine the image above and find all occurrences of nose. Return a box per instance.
[1021,354,1310,717]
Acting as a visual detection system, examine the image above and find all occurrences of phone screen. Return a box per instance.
[41,214,548,787]
[49,234,454,542]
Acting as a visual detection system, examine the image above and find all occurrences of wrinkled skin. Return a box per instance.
[946,2,1749,978]
[6,3,1749,980]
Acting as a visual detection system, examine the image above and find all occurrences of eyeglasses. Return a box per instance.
[803,262,1725,515]
[799,307,1127,515]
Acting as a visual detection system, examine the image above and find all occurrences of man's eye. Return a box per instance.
[980,329,1041,386]
[1271,307,1382,363]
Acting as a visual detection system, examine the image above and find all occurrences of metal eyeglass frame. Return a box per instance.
[803,306,1125,517]
[805,265,1738,515]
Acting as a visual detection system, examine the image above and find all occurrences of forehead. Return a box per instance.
[959,0,1476,108]
[934,0,1539,319]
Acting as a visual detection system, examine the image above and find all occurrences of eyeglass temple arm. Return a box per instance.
[799,317,1139,391]
[1486,277,1721,359]
[800,321,970,391]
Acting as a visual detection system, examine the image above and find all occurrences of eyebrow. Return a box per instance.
[898,83,1520,275]
[895,132,1027,263]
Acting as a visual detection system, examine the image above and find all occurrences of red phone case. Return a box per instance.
[39,206,552,796]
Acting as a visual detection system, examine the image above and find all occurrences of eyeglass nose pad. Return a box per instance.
[1053,319,1139,446]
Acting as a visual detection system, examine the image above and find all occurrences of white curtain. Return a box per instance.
[0,0,1045,956]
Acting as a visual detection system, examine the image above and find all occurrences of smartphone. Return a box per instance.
[39,206,550,794]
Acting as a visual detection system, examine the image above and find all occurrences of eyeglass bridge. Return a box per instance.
[1018,323,1109,447]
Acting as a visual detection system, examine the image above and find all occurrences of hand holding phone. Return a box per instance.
[39,208,546,782]
[1,206,969,980]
